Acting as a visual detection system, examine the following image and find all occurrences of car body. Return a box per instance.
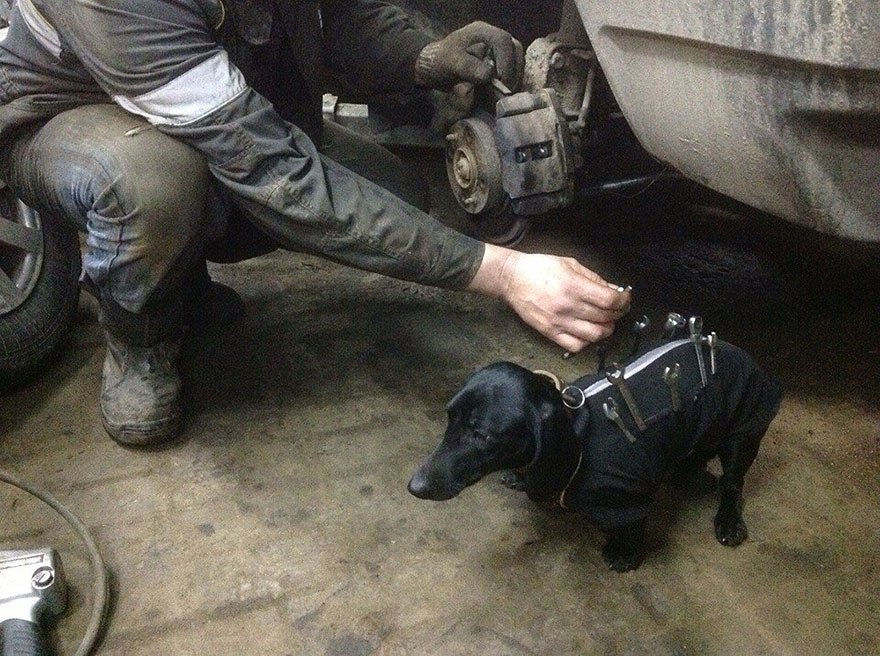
[574,0,880,241]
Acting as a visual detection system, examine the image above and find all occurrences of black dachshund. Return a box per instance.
[408,331,782,571]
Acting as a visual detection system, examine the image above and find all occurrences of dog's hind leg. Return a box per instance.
[669,451,716,495]
[602,520,646,572]
[714,427,765,546]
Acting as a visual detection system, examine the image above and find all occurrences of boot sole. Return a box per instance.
[102,412,184,447]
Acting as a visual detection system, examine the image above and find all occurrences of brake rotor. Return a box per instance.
[445,117,505,215]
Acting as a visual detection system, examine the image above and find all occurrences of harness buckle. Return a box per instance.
[561,385,586,410]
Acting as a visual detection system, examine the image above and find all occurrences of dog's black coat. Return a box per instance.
[409,336,782,571]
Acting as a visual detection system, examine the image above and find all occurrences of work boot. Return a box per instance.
[100,333,184,446]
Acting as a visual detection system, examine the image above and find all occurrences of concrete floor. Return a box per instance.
[1,154,878,655]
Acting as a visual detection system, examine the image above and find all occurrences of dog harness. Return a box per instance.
[531,322,782,530]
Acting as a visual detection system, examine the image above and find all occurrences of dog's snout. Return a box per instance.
[407,470,432,499]
[408,458,458,501]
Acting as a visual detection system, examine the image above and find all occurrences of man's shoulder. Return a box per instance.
[49,0,224,24]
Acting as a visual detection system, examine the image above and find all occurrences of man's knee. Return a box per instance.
[73,106,209,239]
[9,104,210,242]
[6,105,213,313]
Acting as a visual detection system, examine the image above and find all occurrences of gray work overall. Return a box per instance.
[0,0,483,343]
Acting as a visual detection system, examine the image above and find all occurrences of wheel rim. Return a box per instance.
[0,186,44,314]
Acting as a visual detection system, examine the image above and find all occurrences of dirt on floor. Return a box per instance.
[1,152,878,655]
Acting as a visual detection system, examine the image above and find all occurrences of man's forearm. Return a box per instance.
[183,88,486,289]
[320,0,433,94]
[466,244,518,299]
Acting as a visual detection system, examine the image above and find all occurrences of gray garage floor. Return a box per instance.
[1,154,878,655]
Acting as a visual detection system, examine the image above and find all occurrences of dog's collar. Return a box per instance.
[533,369,581,421]
[518,369,584,508]
[523,368,574,474]
[549,378,585,509]
[532,369,562,391]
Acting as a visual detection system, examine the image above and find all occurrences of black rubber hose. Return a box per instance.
[0,470,109,656]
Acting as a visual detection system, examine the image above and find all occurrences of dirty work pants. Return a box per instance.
[0,103,430,344]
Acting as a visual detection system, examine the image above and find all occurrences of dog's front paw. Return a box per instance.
[715,489,747,546]
[714,515,748,546]
[602,544,645,572]
[500,470,527,491]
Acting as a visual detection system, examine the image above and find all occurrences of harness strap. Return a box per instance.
[557,450,583,510]
[532,368,583,509]
[532,369,562,391]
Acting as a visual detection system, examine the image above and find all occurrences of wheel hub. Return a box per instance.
[0,185,44,315]
[452,148,478,191]
[445,117,505,215]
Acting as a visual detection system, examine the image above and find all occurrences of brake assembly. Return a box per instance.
[445,40,594,219]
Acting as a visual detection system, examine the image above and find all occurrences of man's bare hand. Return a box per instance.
[467,245,631,352]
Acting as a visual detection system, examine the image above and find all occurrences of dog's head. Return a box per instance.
[408,362,566,501]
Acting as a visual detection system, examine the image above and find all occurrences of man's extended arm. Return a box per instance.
[44,0,629,349]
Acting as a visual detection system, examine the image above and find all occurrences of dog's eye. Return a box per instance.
[471,428,490,442]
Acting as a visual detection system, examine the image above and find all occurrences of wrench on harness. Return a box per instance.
[663,312,686,339]
[706,332,718,375]
[602,398,636,443]
[663,363,682,411]
[605,363,647,431]
[688,317,708,386]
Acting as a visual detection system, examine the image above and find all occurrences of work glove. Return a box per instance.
[428,83,475,136]
[414,21,524,91]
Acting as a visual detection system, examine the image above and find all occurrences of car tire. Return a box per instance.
[0,184,81,391]
[464,208,532,247]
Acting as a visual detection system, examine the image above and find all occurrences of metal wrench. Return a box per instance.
[630,315,650,357]
[602,398,636,443]
[706,332,718,375]
[605,363,647,431]
[662,363,682,411]
[663,312,686,339]
[688,316,708,386]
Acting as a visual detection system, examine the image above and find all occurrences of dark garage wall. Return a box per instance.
[0,2,563,46]
[391,0,563,45]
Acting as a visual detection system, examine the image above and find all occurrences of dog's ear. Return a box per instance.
[539,400,556,423]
